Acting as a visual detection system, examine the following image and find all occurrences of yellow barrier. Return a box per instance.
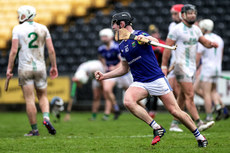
[0,76,70,104]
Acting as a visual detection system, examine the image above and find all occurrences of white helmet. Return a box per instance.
[199,19,214,32]
[74,70,89,84]
[17,5,36,23]
[99,28,114,38]
[51,96,64,111]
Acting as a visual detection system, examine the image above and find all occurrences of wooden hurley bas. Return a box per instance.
[115,28,177,50]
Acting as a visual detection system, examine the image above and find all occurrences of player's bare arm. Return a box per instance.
[46,38,58,79]
[199,36,218,48]
[161,38,175,76]
[196,52,202,67]
[95,60,129,81]
[6,39,19,79]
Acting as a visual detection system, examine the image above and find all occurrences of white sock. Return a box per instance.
[149,120,161,129]
[193,129,205,140]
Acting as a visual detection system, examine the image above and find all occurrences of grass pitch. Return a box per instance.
[0,112,229,153]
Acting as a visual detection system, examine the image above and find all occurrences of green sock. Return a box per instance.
[195,119,201,124]
[104,114,109,117]
[172,120,180,125]
[92,113,97,119]
[31,124,38,131]
[207,113,213,118]
[43,112,50,120]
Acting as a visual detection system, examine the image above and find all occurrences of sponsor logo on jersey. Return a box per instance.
[128,56,142,65]
[183,38,197,45]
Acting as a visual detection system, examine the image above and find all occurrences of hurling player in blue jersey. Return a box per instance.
[95,12,208,147]
[98,28,122,120]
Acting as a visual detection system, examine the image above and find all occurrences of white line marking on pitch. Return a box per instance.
[66,135,153,139]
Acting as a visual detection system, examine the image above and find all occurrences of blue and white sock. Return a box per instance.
[149,120,161,129]
[192,128,205,140]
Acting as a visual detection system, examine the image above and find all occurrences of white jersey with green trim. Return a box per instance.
[197,33,224,77]
[167,22,203,76]
[12,21,51,71]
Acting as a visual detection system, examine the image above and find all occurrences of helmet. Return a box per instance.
[51,96,64,111]
[99,28,114,38]
[17,5,36,23]
[74,70,89,84]
[171,4,184,12]
[199,19,214,31]
[111,12,134,27]
[181,4,197,14]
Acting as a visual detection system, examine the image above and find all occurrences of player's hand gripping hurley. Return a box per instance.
[115,28,177,50]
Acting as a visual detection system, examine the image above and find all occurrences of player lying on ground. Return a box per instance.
[95,12,209,147]
[162,4,217,133]
[6,5,58,136]
[194,19,229,121]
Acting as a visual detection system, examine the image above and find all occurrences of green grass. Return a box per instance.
[0,112,229,153]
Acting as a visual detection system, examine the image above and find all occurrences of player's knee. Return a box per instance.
[168,107,178,117]
[184,92,194,101]
[124,97,135,109]
[103,88,112,95]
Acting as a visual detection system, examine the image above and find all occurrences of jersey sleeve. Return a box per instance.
[44,26,51,39]
[138,31,150,37]
[167,27,177,41]
[12,26,20,39]
[196,27,203,38]
[119,45,126,61]
[98,46,103,55]
[219,37,224,50]
[197,42,205,54]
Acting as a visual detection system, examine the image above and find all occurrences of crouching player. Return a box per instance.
[67,60,113,120]
[6,5,58,136]
[95,12,209,147]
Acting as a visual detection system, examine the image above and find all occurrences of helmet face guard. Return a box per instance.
[17,5,36,23]
[181,4,197,24]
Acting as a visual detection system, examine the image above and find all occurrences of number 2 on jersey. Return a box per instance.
[28,32,38,48]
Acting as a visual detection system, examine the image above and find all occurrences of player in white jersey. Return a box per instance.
[167,4,184,132]
[162,4,218,132]
[6,6,58,136]
[195,19,226,121]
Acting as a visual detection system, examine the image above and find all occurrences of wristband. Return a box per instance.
[161,66,168,69]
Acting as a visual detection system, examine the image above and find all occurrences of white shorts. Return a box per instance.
[18,69,47,89]
[130,77,172,96]
[116,72,133,89]
[200,75,217,83]
[174,64,195,83]
[92,79,102,89]
[103,72,133,89]
[167,70,175,79]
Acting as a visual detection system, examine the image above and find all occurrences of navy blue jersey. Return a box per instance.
[98,41,120,67]
[119,30,164,82]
